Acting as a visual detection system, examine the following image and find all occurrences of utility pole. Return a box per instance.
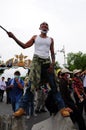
[55,45,67,67]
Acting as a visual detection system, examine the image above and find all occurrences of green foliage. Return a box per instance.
[20,76,26,80]
[54,61,60,70]
[67,51,86,71]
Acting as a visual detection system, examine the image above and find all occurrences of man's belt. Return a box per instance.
[33,54,51,64]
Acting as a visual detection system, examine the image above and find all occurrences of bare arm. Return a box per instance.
[7,32,37,49]
[47,38,55,73]
[50,38,55,65]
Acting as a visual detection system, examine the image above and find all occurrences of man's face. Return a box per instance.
[39,22,49,32]
[63,73,70,79]
[2,77,5,81]
[76,72,81,77]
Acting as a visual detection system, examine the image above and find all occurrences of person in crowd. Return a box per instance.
[7,22,72,117]
[72,69,86,115]
[59,68,86,130]
[25,90,37,119]
[81,70,86,93]
[81,70,86,113]
[35,84,48,114]
[0,77,6,102]
[6,77,11,104]
[24,72,37,119]
[8,71,24,112]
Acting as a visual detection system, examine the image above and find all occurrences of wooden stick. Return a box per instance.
[0,25,8,33]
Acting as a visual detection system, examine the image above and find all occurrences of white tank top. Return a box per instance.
[34,35,52,59]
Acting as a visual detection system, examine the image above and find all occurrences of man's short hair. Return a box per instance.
[14,71,21,76]
[39,22,49,30]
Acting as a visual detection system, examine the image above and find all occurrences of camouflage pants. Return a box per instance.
[28,55,51,90]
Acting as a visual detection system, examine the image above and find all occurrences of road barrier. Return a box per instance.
[0,112,77,130]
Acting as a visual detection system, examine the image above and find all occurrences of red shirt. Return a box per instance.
[72,77,84,95]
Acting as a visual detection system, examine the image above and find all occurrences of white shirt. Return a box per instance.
[0,80,6,90]
[34,35,52,59]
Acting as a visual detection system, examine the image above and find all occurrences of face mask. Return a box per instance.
[41,30,48,34]
[14,75,20,79]
[67,74,70,79]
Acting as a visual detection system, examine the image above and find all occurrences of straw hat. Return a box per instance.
[73,69,81,74]
[61,68,72,74]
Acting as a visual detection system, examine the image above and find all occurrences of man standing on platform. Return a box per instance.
[7,22,72,117]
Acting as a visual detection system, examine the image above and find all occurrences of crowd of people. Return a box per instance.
[0,22,86,130]
[57,68,86,130]
[0,68,86,130]
[0,70,50,118]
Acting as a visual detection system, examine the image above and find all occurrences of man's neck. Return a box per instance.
[40,33,47,38]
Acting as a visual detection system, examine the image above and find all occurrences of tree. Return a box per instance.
[67,51,86,71]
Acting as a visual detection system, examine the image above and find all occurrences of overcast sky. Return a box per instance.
[0,0,86,66]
